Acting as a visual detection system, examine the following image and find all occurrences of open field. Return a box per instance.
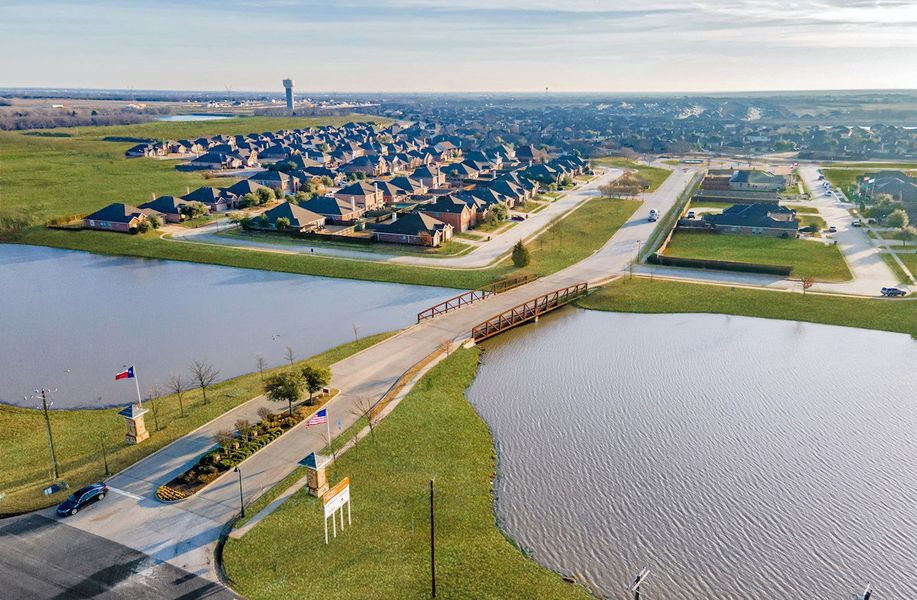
[879,252,912,284]
[223,348,593,600]
[898,252,917,275]
[578,278,917,338]
[0,332,394,516]
[10,197,640,289]
[664,231,853,281]
[0,115,387,229]
[590,157,671,191]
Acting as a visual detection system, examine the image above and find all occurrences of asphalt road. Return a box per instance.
[0,514,237,600]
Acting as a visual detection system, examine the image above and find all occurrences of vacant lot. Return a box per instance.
[223,348,593,600]
[0,115,385,229]
[664,231,853,281]
[590,157,671,191]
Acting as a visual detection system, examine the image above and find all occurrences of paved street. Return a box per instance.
[169,169,624,268]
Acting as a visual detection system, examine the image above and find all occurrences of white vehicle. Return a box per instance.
[686,210,696,219]
[648,208,659,222]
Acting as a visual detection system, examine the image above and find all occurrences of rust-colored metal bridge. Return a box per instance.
[416,274,537,323]
[470,282,588,342]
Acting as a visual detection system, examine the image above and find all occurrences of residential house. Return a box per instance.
[411,165,445,189]
[248,171,297,194]
[728,170,785,192]
[701,203,798,237]
[419,195,474,232]
[515,145,547,165]
[300,196,365,224]
[188,152,244,170]
[138,195,207,223]
[83,203,161,233]
[182,186,236,212]
[441,162,479,187]
[334,181,385,211]
[373,212,454,247]
[249,202,326,233]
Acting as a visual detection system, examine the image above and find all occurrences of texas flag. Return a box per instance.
[115,366,135,381]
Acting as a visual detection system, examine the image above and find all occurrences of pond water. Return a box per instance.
[0,244,453,408]
[467,308,917,599]
[155,114,232,122]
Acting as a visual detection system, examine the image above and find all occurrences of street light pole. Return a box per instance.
[30,389,60,482]
[430,478,436,598]
[234,466,245,518]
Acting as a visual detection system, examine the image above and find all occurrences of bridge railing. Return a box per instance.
[417,289,494,322]
[471,282,588,341]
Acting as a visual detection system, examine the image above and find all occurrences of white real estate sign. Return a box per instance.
[323,477,351,544]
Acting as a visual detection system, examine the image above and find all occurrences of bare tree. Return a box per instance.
[440,339,452,357]
[256,354,267,382]
[284,346,296,367]
[799,275,816,296]
[190,360,220,404]
[235,419,251,442]
[166,373,187,417]
[214,429,235,450]
[352,322,361,342]
[147,386,162,432]
[257,406,274,424]
[352,396,379,440]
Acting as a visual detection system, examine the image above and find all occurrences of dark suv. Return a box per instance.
[880,287,908,297]
[56,482,108,517]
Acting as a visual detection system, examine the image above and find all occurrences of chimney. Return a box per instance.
[350,197,356,211]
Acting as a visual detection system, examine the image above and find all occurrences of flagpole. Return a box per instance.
[326,411,332,458]
[133,364,143,408]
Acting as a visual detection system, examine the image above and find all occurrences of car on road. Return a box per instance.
[56,482,108,517]
[828,225,837,233]
[686,210,696,219]
[881,287,908,297]
[511,215,526,222]
[648,209,658,222]
[852,219,862,227]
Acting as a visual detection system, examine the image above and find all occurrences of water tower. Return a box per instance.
[282,78,295,113]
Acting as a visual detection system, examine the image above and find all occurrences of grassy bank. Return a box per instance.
[664,231,853,281]
[578,277,916,337]
[223,348,593,600]
[0,332,394,515]
[590,157,671,191]
[0,115,386,229]
[8,196,640,289]
[218,228,473,258]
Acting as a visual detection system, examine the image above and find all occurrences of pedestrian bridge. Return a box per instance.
[470,282,588,342]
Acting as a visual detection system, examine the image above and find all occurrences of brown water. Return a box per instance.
[467,308,917,599]
[0,244,453,408]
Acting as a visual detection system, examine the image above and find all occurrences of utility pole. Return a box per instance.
[430,479,436,598]
[30,389,60,482]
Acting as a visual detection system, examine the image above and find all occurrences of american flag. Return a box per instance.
[306,409,328,426]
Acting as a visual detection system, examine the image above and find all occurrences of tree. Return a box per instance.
[263,371,303,416]
[273,187,285,200]
[190,360,220,404]
[147,386,162,432]
[239,192,258,208]
[512,240,530,268]
[352,396,378,440]
[214,429,235,451]
[257,406,274,423]
[235,419,251,442]
[255,188,273,205]
[799,275,816,296]
[284,346,296,366]
[256,354,267,382]
[885,209,909,229]
[894,225,916,247]
[166,372,187,417]
[180,202,207,219]
[301,364,331,404]
[275,217,291,231]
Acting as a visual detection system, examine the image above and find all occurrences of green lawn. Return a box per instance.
[664,231,853,281]
[578,278,917,338]
[823,167,917,197]
[8,196,640,290]
[223,348,593,600]
[897,252,917,276]
[0,115,387,230]
[590,157,671,191]
[0,332,394,516]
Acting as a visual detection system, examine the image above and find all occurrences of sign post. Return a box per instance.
[323,477,351,544]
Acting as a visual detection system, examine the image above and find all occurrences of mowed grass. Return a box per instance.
[219,229,473,258]
[823,167,917,195]
[0,332,394,515]
[590,157,671,191]
[0,115,387,228]
[664,231,853,281]
[577,278,917,338]
[223,348,594,600]
[9,196,640,289]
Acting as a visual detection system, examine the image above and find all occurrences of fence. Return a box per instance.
[648,253,793,276]
[471,283,588,342]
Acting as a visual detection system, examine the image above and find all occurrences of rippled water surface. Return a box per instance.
[0,244,453,408]
[467,309,917,599]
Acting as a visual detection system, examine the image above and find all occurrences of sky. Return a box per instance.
[1,0,915,93]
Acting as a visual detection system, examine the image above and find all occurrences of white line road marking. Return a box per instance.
[107,486,144,501]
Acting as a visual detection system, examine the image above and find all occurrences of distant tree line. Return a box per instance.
[0,106,169,130]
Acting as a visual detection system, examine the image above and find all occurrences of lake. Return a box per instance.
[468,308,917,599]
[0,244,453,409]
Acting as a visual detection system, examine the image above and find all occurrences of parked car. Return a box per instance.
[828,225,837,233]
[852,219,862,227]
[686,210,696,219]
[511,215,526,222]
[881,287,908,297]
[648,208,659,222]
[56,482,108,517]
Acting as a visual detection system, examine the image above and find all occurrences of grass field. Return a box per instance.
[0,115,386,229]
[0,332,394,515]
[590,157,671,191]
[823,167,917,196]
[223,348,594,600]
[578,278,917,338]
[896,251,917,277]
[10,197,640,289]
[664,231,853,281]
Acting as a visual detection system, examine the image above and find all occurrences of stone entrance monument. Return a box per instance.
[302,452,333,496]
[118,403,150,445]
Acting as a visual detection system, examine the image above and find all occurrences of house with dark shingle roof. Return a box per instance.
[299,196,365,224]
[334,181,384,211]
[373,212,453,247]
[701,203,798,237]
[138,195,206,223]
[248,170,297,194]
[418,195,474,232]
[83,203,161,233]
[728,170,785,192]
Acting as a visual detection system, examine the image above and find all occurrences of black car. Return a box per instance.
[56,482,108,516]
[880,287,908,297]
